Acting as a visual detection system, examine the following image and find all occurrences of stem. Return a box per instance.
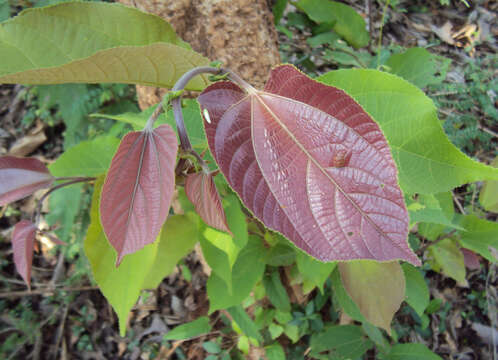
[33,177,95,224]
[376,0,390,68]
[146,66,256,175]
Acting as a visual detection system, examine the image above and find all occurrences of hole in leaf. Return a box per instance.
[347,232,354,236]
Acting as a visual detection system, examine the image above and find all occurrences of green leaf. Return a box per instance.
[203,341,221,354]
[49,136,119,177]
[35,83,94,148]
[407,193,462,231]
[200,227,239,294]
[418,192,455,240]
[263,270,291,312]
[84,176,159,336]
[296,251,336,293]
[402,263,429,317]
[265,343,286,360]
[428,238,467,286]
[237,336,250,354]
[386,48,450,88]
[224,194,248,249]
[142,215,199,290]
[455,214,498,262]
[309,325,373,358]
[0,0,10,22]
[296,0,369,48]
[227,305,263,343]
[268,323,284,339]
[46,184,82,247]
[272,0,287,25]
[95,99,208,151]
[330,268,365,322]
[207,236,266,312]
[338,261,405,334]
[0,2,209,90]
[266,244,296,266]
[362,322,391,354]
[318,69,498,194]
[163,316,211,341]
[386,343,442,360]
[479,156,498,212]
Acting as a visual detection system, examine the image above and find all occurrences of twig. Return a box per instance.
[453,192,467,215]
[417,230,457,254]
[33,177,95,224]
[0,285,99,298]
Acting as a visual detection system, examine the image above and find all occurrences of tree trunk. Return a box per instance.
[118,0,281,109]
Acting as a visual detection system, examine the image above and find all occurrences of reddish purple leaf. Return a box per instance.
[185,171,231,234]
[11,220,37,289]
[461,248,480,270]
[0,156,54,206]
[198,64,420,265]
[100,124,178,266]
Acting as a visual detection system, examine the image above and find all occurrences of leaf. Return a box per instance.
[455,214,498,262]
[296,0,369,48]
[263,270,291,312]
[199,64,418,265]
[402,263,429,317]
[406,193,462,231]
[386,343,442,360]
[45,184,82,247]
[142,215,200,290]
[295,251,336,293]
[163,316,211,341]
[266,243,296,267]
[461,248,480,270]
[331,267,365,322]
[95,100,208,151]
[309,325,373,358]
[11,220,37,289]
[227,305,263,343]
[265,343,286,360]
[207,235,266,313]
[0,2,209,90]
[200,227,239,293]
[338,260,405,334]
[0,156,54,206]
[317,70,498,194]
[36,84,98,149]
[49,136,120,177]
[428,238,467,286]
[100,124,178,265]
[479,156,498,212]
[417,192,455,240]
[84,176,159,336]
[272,0,287,25]
[185,171,230,234]
[385,48,450,88]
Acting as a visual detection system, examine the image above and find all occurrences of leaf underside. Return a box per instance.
[198,64,419,265]
[100,124,178,265]
[185,172,231,234]
[11,220,37,289]
[0,156,54,206]
[0,2,210,90]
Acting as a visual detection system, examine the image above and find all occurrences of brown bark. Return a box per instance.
[118,0,281,109]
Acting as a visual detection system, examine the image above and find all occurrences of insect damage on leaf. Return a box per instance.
[100,124,178,266]
[198,64,420,266]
